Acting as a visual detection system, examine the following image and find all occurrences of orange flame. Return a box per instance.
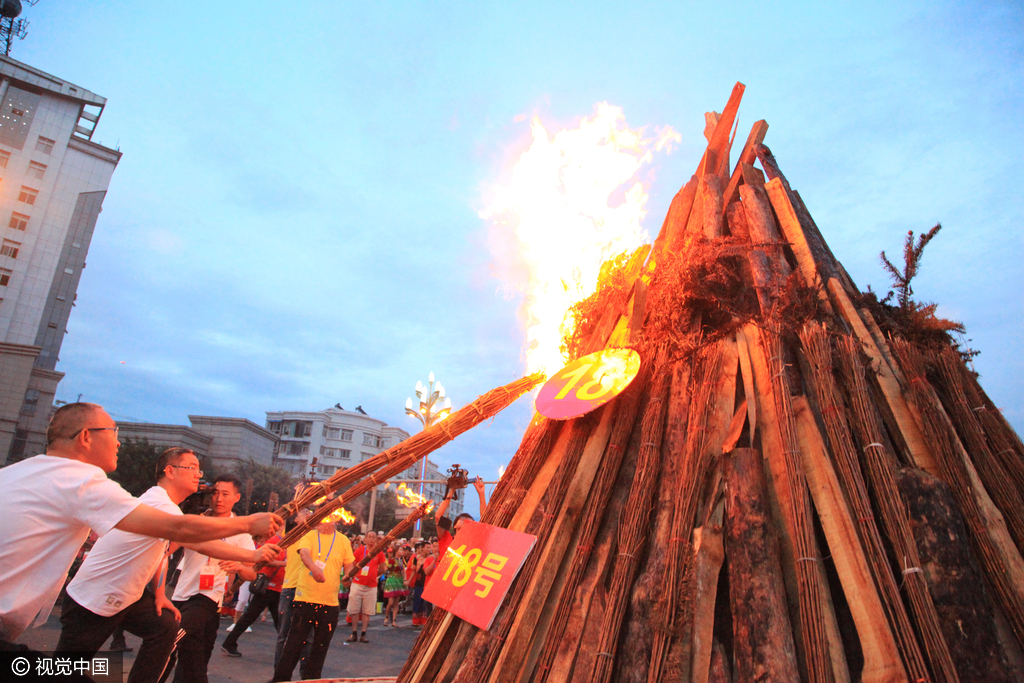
[327,507,356,525]
[482,103,680,376]
[397,483,434,512]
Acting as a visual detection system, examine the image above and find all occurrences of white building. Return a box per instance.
[0,56,121,463]
[266,406,462,516]
[116,416,277,474]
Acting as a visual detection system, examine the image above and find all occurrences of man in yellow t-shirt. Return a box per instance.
[271,518,354,682]
[273,508,312,669]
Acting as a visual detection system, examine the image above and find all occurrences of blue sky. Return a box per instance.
[18,1,1022,513]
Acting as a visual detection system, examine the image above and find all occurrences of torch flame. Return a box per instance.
[482,103,680,376]
[397,483,434,512]
[327,507,356,525]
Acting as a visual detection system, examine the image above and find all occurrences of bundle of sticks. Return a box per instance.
[343,500,434,582]
[398,83,1024,683]
[255,372,543,569]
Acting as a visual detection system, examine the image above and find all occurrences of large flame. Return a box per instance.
[482,103,680,376]
[397,482,434,511]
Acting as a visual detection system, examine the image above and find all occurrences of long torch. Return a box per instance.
[343,498,434,582]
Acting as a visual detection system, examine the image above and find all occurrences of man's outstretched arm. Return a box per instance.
[115,504,282,543]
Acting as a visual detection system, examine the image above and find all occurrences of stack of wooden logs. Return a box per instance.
[398,83,1024,683]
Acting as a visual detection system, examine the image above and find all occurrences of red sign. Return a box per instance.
[535,348,641,420]
[422,521,537,631]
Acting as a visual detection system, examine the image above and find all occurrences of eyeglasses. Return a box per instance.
[170,465,204,477]
[68,426,119,440]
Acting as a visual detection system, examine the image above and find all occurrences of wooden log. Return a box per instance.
[700,174,726,238]
[748,324,838,683]
[897,467,1015,682]
[689,519,725,683]
[724,447,801,683]
[660,177,700,260]
[726,202,772,315]
[722,120,769,209]
[648,341,735,683]
[739,177,790,281]
[764,177,832,313]
[809,329,955,683]
[891,340,1024,649]
[793,396,904,683]
[825,278,940,476]
[707,641,730,683]
[588,350,674,683]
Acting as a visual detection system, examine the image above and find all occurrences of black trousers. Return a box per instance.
[56,591,179,683]
[165,595,219,683]
[272,601,339,682]
[221,589,280,650]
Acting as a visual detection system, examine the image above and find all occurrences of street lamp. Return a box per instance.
[405,372,452,537]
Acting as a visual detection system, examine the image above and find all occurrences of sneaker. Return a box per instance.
[346,633,358,643]
[245,627,252,633]
[221,645,242,658]
[225,624,235,632]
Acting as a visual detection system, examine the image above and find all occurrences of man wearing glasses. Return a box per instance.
[0,402,283,651]
[56,448,282,683]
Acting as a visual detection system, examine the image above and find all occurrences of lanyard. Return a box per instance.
[317,532,336,562]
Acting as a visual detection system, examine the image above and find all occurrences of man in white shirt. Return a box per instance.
[0,403,282,649]
[165,475,260,683]
[56,448,281,683]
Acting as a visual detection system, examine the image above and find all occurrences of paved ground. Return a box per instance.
[19,606,420,682]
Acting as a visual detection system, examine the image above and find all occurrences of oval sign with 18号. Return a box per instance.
[536,348,641,420]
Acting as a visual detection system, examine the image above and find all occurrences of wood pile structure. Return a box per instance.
[397,83,1024,683]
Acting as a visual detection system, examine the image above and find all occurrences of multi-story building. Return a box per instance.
[0,56,121,462]
[265,406,460,515]
[116,415,277,474]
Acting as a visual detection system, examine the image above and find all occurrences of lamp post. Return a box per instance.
[405,372,452,538]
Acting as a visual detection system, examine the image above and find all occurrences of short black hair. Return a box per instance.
[46,402,104,446]
[156,447,194,482]
[213,474,242,492]
[455,512,474,524]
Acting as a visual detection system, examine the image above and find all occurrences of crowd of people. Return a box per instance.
[0,402,487,683]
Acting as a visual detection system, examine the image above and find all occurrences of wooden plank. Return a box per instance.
[725,447,801,682]
[722,120,769,209]
[490,402,618,683]
[701,174,726,238]
[765,176,832,316]
[794,397,905,683]
[690,516,725,683]
[826,278,940,476]
[735,328,757,446]
[697,82,746,178]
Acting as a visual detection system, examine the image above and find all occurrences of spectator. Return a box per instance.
[272,518,354,682]
[0,403,280,649]
[382,544,409,627]
[406,542,434,627]
[346,531,385,643]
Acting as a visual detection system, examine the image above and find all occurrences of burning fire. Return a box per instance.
[397,483,434,511]
[327,507,356,525]
[482,103,680,376]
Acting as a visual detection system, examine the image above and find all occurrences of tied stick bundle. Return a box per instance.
[343,501,433,581]
[258,372,544,567]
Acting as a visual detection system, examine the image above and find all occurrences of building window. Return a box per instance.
[35,136,54,154]
[360,452,372,461]
[9,212,28,231]
[362,433,376,446]
[323,426,342,440]
[376,436,388,448]
[341,428,353,442]
[64,268,73,275]
[0,268,10,286]
[17,186,38,205]
[0,150,9,168]
[318,465,336,476]
[27,161,46,180]
[1,239,20,259]
[268,421,281,433]
[21,389,40,416]
[339,449,350,459]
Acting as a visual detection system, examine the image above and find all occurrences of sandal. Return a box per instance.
[360,635,369,643]
[346,633,358,643]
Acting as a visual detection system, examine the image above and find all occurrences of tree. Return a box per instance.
[230,457,296,514]
[108,438,164,496]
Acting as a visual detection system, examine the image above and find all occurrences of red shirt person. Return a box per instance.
[346,531,386,643]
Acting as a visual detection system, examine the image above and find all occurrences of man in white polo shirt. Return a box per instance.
[0,403,282,650]
[166,475,259,683]
[57,448,281,683]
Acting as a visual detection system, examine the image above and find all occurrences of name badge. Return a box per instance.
[360,566,370,576]
[315,560,327,571]
[199,566,215,591]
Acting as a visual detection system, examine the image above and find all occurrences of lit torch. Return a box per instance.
[344,486,435,581]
